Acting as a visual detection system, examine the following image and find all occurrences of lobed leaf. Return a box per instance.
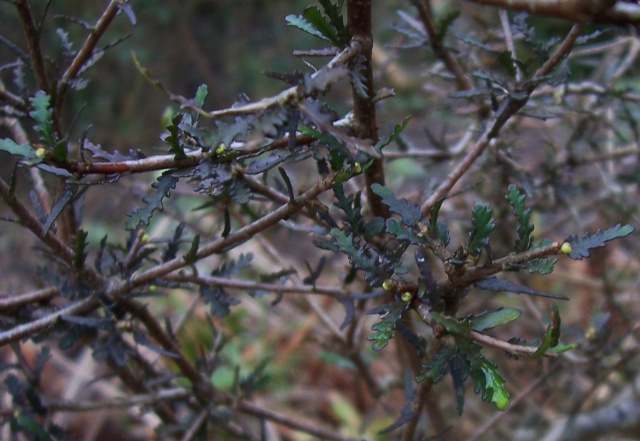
[0,138,39,162]
[125,171,179,230]
[285,14,332,42]
[566,224,634,260]
[29,90,55,147]
[506,185,534,252]
[200,285,241,317]
[467,202,495,256]
[372,183,421,226]
[302,6,339,45]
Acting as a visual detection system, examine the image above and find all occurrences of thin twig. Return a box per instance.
[410,0,473,91]
[167,274,362,299]
[240,400,362,441]
[499,9,522,82]
[56,0,124,110]
[14,0,50,93]
[118,172,337,290]
[420,24,584,215]
[467,363,563,441]
[0,286,57,310]
[414,301,560,358]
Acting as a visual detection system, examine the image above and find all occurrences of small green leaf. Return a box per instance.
[194,84,208,107]
[375,116,411,151]
[506,185,533,252]
[467,202,495,256]
[285,14,332,42]
[386,218,425,245]
[0,138,38,161]
[533,304,562,358]
[477,357,509,410]
[469,308,521,332]
[566,224,634,260]
[29,90,55,147]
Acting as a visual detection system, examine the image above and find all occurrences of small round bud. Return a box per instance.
[35,147,46,157]
[214,143,226,155]
[353,162,362,174]
[559,242,572,255]
[382,279,396,291]
[401,291,412,302]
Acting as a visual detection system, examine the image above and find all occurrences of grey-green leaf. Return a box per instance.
[469,308,521,332]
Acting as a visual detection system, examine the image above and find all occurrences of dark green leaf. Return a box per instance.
[42,184,78,237]
[449,352,469,415]
[524,239,557,275]
[183,234,200,264]
[302,6,338,45]
[73,229,88,270]
[386,218,424,245]
[371,183,420,226]
[474,276,568,300]
[496,50,517,77]
[417,345,456,383]
[134,330,179,358]
[379,370,418,433]
[468,308,521,332]
[533,304,561,358]
[318,0,348,43]
[467,202,495,256]
[430,312,470,336]
[428,198,445,239]
[163,222,186,262]
[278,167,295,203]
[201,285,241,317]
[566,224,634,260]
[162,113,187,160]
[125,171,179,230]
[506,184,533,252]
[375,116,411,151]
[364,216,385,236]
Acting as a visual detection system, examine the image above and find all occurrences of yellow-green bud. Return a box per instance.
[353,162,362,174]
[214,143,226,155]
[401,291,412,302]
[35,147,46,157]
[559,242,572,254]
